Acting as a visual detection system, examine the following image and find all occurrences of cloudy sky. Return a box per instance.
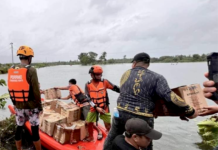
[0,0,217,63]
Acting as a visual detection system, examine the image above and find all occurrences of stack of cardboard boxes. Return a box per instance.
[40,89,87,144]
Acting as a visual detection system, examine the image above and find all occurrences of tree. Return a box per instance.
[99,52,107,63]
[78,52,98,65]
[78,53,90,65]
[123,55,126,59]
[193,54,200,61]
[201,54,206,61]
[88,52,98,63]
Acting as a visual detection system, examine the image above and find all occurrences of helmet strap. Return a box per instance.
[28,57,32,65]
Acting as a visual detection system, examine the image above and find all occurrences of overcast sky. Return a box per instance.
[0,0,217,63]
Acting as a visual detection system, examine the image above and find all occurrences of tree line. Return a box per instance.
[78,51,207,65]
[0,52,207,74]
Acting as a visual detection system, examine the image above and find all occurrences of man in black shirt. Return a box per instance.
[112,118,162,150]
[104,52,198,150]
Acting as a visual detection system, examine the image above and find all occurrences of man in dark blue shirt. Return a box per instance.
[104,52,198,150]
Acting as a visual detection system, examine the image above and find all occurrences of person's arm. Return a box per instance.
[60,94,71,100]
[29,67,42,111]
[54,86,69,90]
[104,79,120,93]
[155,75,197,119]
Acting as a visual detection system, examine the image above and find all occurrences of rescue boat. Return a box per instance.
[8,105,107,150]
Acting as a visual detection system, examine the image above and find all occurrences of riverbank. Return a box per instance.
[0,58,206,75]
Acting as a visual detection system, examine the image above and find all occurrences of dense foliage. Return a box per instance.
[197,116,218,148]
[0,79,9,108]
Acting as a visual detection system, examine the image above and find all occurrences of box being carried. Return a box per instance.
[44,88,61,99]
[154,84,208,116]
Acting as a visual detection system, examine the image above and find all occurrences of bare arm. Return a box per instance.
[54,86,69,90]
[60,94,71,100]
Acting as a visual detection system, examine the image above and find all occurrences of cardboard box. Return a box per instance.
[44,88,61,99]
[61,105,81,123]
[50,100,67,114]
[54,120,87,144]
[72,120,87,141]
[153,84,208,117]
[59,123,77,144]
[42,99,58,107]
[43,106,56,114]
[43,114,67,136]
[40,113,58,132]
[53,124,64,142]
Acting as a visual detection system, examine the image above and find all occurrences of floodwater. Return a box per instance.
[0,62,214,150]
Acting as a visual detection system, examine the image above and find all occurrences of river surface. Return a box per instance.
[0,63,214,150]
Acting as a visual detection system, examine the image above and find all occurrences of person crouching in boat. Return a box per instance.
[55,79,103,141]
[84,65,120,141]
[55,79,92,120]
[8,46,42,150]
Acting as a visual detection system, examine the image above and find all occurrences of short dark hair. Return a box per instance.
[69,79,77,84]
[124,131,132,138]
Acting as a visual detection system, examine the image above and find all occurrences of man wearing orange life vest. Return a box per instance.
[8,46,42,150]
[56,79,92,120]
[85,65,120,141]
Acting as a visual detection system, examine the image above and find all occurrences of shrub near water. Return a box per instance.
[0,115,16,149]
[197,116,218,148]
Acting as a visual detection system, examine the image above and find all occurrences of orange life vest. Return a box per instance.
[87,79,108,108]
[69,85,87,104]
[8,66,30,102]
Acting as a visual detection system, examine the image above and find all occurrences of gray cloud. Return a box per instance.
[0,0,217,63]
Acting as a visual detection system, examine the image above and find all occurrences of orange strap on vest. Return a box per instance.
[8,67,30,102]
[87,80,107,108]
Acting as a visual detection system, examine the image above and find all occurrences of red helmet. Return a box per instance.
[89,65,103,74]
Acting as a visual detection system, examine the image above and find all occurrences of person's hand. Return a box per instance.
[187,107,199,119]
[96,107,105,114]
[203,72,216,99]
[180,107,199,121]
[40,90,45,94]
[199,106,218,116]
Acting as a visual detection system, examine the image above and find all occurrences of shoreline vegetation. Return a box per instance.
[0,52,207,74]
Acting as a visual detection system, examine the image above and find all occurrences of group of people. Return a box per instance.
[7,45,218,150]
[54,65,120,142]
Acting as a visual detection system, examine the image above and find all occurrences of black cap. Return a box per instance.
[131,52,150,63]
[125,118,162,140]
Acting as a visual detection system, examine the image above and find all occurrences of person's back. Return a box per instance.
[8,46,42,150]
[118,66,164,117]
